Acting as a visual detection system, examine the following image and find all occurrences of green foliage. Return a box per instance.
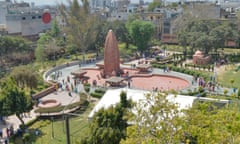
[0,36,31,56]
[82,91,130,144]
[120,91,128,108]
[152,63,209,81]
[59,0,98,55]
[122,92,240,143]
[178,20,238,54]
[127,20,154,54]
[238,88,240,98]
[121,93,182,144]
[22,133,31,142]
[217,66,240,88]
[50,19,60,37]
[0,78,32,124]
[9,65,39,89]
[230,79,234,85]
[90,89,106,98]
[223,89,228,95]
[94,89,106,94]
[35,34,51,62]
[148,1,162,12]
[83,83,91,93]
[90,92,103,98]
[84,86,90,93]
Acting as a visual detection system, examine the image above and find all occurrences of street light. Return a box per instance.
[51,116,54,139]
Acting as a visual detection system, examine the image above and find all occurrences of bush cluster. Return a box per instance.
[180,88,207,97]
[152,64,209,81]
[185,63,214,72]
[90,88,106,99]
[84,83,91,92]
[227,53,240,63]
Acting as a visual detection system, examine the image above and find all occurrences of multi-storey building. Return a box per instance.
[0,0,55,38]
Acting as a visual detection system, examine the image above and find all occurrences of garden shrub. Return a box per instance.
[84,87,90,93]
[90,88,106,98]
[94,89,106,94]
[238,87,240,98]
[22,133,31,142]
[90,92,103,98]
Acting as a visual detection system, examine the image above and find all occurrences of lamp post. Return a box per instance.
[51,116,54,139]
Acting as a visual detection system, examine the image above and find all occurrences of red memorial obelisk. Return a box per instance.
[104,30,120,76]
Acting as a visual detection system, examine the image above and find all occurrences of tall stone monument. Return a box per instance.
[104,29,120,76]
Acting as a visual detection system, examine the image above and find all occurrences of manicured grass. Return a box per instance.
[32,105,93,144]
[118,43,137,58]
[11,103,95,144]
[217,48,240,54]
[161,44,184,52]
[217,65,240,88]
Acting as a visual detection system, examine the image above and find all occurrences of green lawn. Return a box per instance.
[162,44,184,52]
[11,103,95,144]
[217,65,240,88]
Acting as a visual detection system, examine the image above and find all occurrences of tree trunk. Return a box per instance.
[16,113,25,125]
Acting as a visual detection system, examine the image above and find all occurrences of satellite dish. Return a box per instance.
[42,12,51,24]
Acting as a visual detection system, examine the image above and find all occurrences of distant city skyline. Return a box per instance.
[0,0,221,6]
[13,0,153,6]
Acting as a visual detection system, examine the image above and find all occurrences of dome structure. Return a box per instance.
[194,50,203,56]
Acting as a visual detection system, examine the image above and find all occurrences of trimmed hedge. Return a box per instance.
[152,64,209,81]
[90,88,106,98]
[94,89,106,94]
[185,63,214,72]
[90,92,104,98]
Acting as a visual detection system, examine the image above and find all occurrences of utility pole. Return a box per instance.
[65,115,71,144]
[51,116,54,139]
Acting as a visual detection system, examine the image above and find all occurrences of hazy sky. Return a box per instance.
[12,0,153,6]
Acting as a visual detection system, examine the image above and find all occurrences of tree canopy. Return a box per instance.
[127,20,154,55]
[0,78,32,125]
[9,65,39,89]
[178,20,238,54]
[81,91,130,144]
[59,0,98,59]
[121,92,240,144]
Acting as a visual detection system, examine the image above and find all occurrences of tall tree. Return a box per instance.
[50,19,61,37]
[181,101,240,143]
[147,1,162,12]
[0,36,31,64]
[0,78,32,125]
[121,93,183,144]
[127,20,154,55]
[121,93,240,143]
[10,65,38,89]
[59,0,98,62]
[81,91,130,144]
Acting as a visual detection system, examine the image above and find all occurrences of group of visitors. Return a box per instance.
[163,66,171,73]
[0,125,14,144]
[53,70,63,80]
[59,75,79,94]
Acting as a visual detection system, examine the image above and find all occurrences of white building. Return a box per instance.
[0,0,55,37]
